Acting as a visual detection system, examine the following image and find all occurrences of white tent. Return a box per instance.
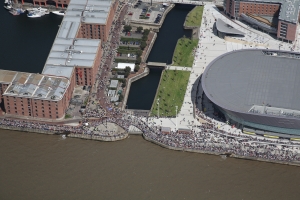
[116,63,135,72]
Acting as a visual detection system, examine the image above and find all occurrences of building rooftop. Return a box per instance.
[3,71,70,101]
[65,0,112,24]
[42,65,74,79]
[109,80,118,88]
[216,18,244,35]
[42,0,112,77]
[240,0,300,24]
[45,38,100,69]
[0,70,18,84]
[202,49,300,115]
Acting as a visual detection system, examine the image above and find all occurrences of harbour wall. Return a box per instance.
[68,133,128,142]
[142,33,157,62]
[0,125,59,135]
[143,134,300,167]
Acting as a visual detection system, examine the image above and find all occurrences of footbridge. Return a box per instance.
[147,62,167,67]
[139,0,209,5]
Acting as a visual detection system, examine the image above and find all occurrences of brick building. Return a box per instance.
[0,70,72,120]
[223,0,300,41]
[44,37,102,86]
[0,0,118,120]
[20,0,71,8]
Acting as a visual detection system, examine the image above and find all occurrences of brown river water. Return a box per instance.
[0,130,300,200]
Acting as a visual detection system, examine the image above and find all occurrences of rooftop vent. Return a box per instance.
[51,95,56,100]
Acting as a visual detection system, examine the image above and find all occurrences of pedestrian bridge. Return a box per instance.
[140,0,206,5]
[147,62,167,67]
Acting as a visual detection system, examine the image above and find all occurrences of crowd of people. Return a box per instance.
[2,2,300,165]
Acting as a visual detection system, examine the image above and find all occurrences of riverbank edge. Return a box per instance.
[68,132,128,142]
[0,124,128,142]
[143,134,300,167]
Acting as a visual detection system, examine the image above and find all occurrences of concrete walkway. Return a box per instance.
[167,66,192,71]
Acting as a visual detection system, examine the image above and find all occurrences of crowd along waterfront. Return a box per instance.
[1,2,300,199]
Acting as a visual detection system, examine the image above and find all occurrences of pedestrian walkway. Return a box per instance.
[167,66,192,71]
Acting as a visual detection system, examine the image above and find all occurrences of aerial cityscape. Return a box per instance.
[1,0,300,198]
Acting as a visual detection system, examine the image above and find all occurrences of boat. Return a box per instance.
[9,8,25,15]
[27,11,42,18]
[51,10,65,16]
[4,1,12,10]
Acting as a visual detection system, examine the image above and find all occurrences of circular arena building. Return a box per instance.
[202,49,300,136]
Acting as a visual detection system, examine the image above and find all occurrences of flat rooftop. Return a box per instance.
[239,0,300,24]
[2,71,70,101]
[42,0,112,78]
[202,49,300,114]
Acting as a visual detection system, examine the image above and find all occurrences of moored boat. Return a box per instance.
[27,11,42,18]
[51,10,65,16]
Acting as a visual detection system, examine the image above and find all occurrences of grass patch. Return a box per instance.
[65,114,72,119]
[172,38,198,67]
[151,70,190,117]
[185,6,204,27]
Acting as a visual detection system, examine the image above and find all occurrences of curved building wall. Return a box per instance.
[201,49,300,135]
[219,107,300,135]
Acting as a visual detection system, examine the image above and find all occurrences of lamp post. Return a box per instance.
[157,98,160,118]
[175,106,178,131]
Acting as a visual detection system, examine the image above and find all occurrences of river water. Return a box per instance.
[1,131,300,200]
[1,4,300,200]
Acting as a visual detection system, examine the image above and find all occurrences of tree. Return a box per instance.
[124,25,132,32]
[137,26,143,33]
[143,29,150,36]
[136,50,142,57]
[119,94,124,102]
[135,57,141,65]
[134,65,140,72]
[124,66,131,78]
[140,41,147,50]
[142,35,148,41]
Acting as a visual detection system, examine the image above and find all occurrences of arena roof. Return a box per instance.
[202,49,300,115]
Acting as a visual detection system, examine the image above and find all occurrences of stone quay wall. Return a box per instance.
[143,134,300,167]
[0,125,59,135]
[68,132,128,142]
[142,32,157,62]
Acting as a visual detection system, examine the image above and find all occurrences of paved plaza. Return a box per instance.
[145,4,300,136]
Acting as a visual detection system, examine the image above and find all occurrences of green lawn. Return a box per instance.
[172,38,198,67]
[185,6,204,27]
[151,70,190,117]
